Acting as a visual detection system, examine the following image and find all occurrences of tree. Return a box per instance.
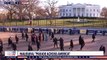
[3,0,40,20]
[2,0,59,26]
[4,5,15,21]
[35,7,47,19]
[3,2,23,21]
[25,0,40,20]
[101,7,107,18]
[0,13,7,25]
[44,0,58,25]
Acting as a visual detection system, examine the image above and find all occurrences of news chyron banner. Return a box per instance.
[5,51,105,59]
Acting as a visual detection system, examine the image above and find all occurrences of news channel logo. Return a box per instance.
[5,51,17,56]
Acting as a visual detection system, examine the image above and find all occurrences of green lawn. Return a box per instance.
[0,19,107,28]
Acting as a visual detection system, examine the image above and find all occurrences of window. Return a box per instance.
[69,10,71,12]
[97,14,99,17]
[82,8,84,12]
[60,13,62,16]
[87,13,88,17]
[69,13,71,16]
[90,14,92,17]
[73,8,76,12]
[93,9,95,11]
[74,13,76,17]
[97,10,99,12]
[63,13,65,16]
[82,14,84,17]
[66,13,68,16]
[66,9,68,12]
[90,9,92,11]
[60,9,62,12]
[63,9,65,12]
[93,14,95,17]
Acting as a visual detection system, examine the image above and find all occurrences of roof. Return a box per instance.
[59,3,100,8]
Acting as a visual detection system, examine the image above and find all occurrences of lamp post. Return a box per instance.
[82,15,84,27]
[29,12,34,26]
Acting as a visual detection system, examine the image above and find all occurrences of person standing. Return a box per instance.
[15,35,19,44]
[36,36,41,51]
[53,37,58,48]
[8,37,12,46]
[25,32,29,41]
[99,45,106,54]
[59,37,64,51]
[0,39,3,48]
[41,32,44,42]
[0,45,3,55]
[28,43,33,51]
[44,33,48,41]
[39,32,44,42]
[49,30,52,37]
[92,33,96,42]
[69,29,72,35]
[69,39,74,51]
[21,31,25,40]
[31,33,35,44]
[102,31,105,36]
[79,35,85,50]
[0,39,3,55]
[11,43,17,51]
[51,32,54,40]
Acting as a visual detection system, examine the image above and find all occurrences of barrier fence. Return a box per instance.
[0,27,107,36]
[0,19,107,28]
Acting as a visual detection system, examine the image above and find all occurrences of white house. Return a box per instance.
[59,3,100,18]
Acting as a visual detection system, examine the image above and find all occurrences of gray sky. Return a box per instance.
[41,0,107,8]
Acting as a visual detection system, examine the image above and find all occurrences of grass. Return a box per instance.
[0,19,107,28]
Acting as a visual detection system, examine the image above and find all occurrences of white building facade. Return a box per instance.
[59,3,100,18]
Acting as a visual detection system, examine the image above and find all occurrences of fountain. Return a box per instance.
[77,17,80,22]
[75,17,88,23]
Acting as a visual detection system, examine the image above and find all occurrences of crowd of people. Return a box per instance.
[0,30,106,56]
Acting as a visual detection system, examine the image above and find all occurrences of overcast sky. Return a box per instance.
[41,0,107,8]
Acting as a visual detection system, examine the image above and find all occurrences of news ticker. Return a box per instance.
[5,51,107,59]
